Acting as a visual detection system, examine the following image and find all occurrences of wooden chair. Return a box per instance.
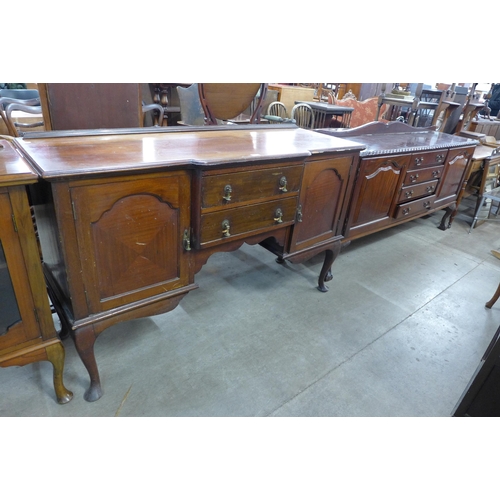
[38,83,164,131]
[198,83,267,125]
[176,84,205,126]
[291,103,314,129]
[486,282,500,309]
[0,96,44,136]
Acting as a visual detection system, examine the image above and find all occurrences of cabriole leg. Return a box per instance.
[45,343,73,404]
[72,324,102,402]
[317,242,341,292]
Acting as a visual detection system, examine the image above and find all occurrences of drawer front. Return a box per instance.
[200,196,298,245]
[201,165,303,209]
[403,165,444,186]
[410,150,447,169]
[394,195,436,219]
[398,179,439,202]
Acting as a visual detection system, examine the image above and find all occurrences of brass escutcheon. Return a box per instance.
[274,208,283,223]
[296,204,303,222]
[221,219,231,237]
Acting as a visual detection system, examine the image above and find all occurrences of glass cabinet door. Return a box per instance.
[0,192,41,350]
[0,241,21,336]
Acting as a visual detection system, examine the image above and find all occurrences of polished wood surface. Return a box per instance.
[198,83,267,124]
[18,125,360,177]
[16,125,363,401]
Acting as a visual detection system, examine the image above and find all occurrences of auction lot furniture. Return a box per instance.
[317,121,477,242]
[295,101,354,128]
[0,137,72,404]
[13,125,364,401]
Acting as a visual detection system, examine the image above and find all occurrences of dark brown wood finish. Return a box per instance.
[316,121,478,240]
[0,137,72,404]
[14,125,363,401]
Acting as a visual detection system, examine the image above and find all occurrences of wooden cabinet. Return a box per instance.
[346,154,409,239]
[14,125,363,401]
[317,121,478,240]
[0,138,72,404]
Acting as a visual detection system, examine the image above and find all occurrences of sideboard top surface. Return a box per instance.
[344,131,477,157]
[0,137,38,186]
[316,122,478,157]
[15,126,365,180]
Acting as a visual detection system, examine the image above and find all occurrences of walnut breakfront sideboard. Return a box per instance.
[12,125,364,401]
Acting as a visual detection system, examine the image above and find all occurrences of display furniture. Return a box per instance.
[0,137,72,404]
[13,125,363,401]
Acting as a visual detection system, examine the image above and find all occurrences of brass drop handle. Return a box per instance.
[402,208,411,216]
[223,184,232,201]
[404,190,414,199]
[436,154,445,162]
[278,176,288,192]
[426,185,435,193]
[410,174,419,183]
[274,208,283,223]
[423,201,431,209]
[221,219,231,237]
[415,157,424,166]
[432,170,439,178]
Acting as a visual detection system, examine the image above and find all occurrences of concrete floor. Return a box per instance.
[1,201,500,417]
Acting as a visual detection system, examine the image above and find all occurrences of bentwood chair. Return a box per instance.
[37,83,164,130]
[198,83,268,125]
[0,93,44,137]
[291,103,315,129]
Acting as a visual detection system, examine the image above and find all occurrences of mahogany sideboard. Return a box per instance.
[12,125,364,401]
[316,121,478,243]
[0,137,73,404]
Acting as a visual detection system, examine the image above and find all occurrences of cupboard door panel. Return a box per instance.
[290,156,353,251]
[70,173,191,313]
[350,155,407,229]
[436,147,473,202]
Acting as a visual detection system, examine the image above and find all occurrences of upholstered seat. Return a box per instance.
[332,96,387,128]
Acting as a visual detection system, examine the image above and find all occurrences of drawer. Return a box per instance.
[201,164,303,210]
[410,150,447,169]
[200,196,298,245]
[398,179,439,202]
[403,165,444,186]
[394,195,436,220]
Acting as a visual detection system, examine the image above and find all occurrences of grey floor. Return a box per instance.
[1,200,500,417]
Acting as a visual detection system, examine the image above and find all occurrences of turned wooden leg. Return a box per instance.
[317,242,341,292]
[438,204,456,231]
[72,324,103,402]
[45,342,73,404]
[486,282,500,309]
